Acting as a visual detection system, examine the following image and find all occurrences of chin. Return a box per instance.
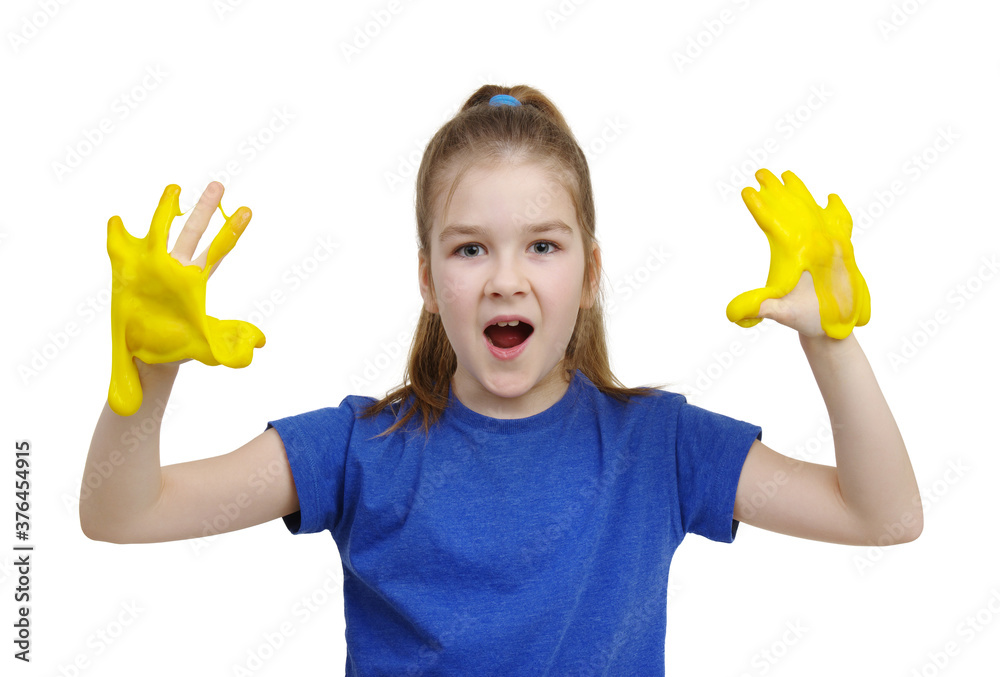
[479,372,534,398]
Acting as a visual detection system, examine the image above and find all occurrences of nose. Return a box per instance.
[483,252,528,298]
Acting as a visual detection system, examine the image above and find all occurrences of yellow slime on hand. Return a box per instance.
[107,184,265,416]
[726,169,871,340]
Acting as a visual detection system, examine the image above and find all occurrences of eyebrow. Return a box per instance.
[438,219,575,244]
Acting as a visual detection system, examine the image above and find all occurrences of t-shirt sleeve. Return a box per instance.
[674,397,762,543]
[265,397,357,536]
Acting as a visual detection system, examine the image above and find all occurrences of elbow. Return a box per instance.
[862,504,923,546]
[887,519,922,545]
[79,505,129,544]
[898,494,924,543]
[79,512,113,543]
[900,509,923,544]
[79,500,105,542]
[79,503,100,541]
[81,521,132,544]
[80,519,107,542]
[80,507,154,544]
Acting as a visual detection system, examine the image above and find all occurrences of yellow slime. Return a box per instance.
[726,169,871,340]
[107,184,265,416]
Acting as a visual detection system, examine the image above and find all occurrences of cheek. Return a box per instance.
[433,268,473,310]
[545,265,584,302]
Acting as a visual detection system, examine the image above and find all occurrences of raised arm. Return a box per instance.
[727,169,920,546]
[81,181,297,543]
[733,330,922,545]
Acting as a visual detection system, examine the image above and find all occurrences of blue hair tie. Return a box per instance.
[489,94,521,107]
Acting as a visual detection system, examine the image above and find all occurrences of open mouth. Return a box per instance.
[484,321,534,349]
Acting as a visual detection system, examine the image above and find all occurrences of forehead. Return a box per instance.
[434,161,578,238]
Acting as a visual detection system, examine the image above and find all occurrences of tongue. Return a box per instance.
[485,324,531,349]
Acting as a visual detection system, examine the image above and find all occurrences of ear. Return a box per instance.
[581,242,601,310]
[418,249,439,314]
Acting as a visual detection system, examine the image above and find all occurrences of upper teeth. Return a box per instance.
[495,320,519,327]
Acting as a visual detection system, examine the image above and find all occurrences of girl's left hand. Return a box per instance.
[755,270,825,338]
[726,169,871,340]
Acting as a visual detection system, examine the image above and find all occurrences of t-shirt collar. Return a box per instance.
[444,368,589,434]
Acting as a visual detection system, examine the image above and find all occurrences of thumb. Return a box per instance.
[757,297,784,323]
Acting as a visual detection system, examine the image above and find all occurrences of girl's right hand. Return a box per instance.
[136,181,247,373]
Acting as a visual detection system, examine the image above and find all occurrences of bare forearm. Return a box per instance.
[81,363,178,541]
[799,332,922,539]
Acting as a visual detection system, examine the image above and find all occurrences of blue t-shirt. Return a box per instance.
[266,369,761,676]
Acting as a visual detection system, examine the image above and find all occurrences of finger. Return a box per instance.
[193,206,252,279]
[753,168,782,192]
[740,186,774,233]
[825,193,853,234]
[206,207,252,274]
[172,182,224,263]
[780,170,818,207]
[148,184,183,252]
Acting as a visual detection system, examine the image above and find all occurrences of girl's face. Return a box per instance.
[419,160,599,419]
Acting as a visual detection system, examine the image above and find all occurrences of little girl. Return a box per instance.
[82,85,922,675]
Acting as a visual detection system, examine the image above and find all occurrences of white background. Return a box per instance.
[2,0,998,675]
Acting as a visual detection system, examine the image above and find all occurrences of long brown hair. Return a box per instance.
[360,84,666,436]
